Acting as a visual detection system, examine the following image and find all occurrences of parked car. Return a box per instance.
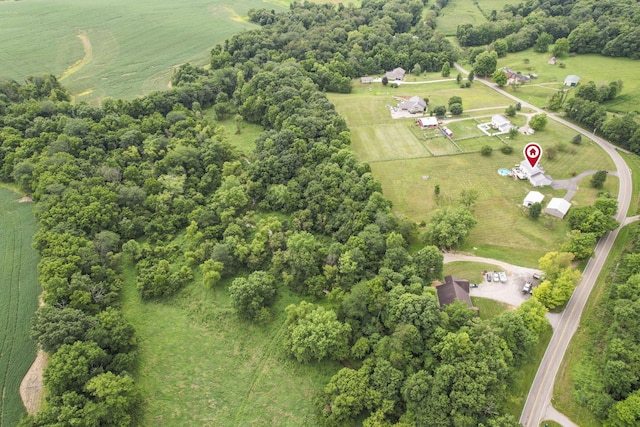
[499,271,507,283]
[470,283,478,288]
[486,273,492,282]
[533,272,541,280]
[522,281,533,294]
[493,271,500,282]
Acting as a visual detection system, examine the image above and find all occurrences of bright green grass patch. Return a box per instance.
[471,297,514,320]
[202,109,263,155]
[122,259,338,426]
[0,187,40,426]
[444,119,485,139]
[352,122,430,162]
[540,421,562,427]
[498,49,640,113]
[456,135,506,152]
[553,223,638,427]
[436,0,487,36]
[504,323,554,419]
[445,261,505,283]
[0,0,283,103]
[620,151,640,215]
[569,175,619,209]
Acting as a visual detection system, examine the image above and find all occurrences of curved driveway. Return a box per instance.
[454,64,633,427]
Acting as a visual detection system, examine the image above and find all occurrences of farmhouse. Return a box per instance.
[491,114,512,133]
[519,160,552,187]
[564,75,580,87]
[385,67,406,81]
[360,76,374,84]
[546,198,572,218]
[417,116,438,129]
[523,191,544,207]
[398,96,427,114]
[436,276,476,311]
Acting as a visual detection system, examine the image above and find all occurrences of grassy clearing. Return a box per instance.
[569,175,619,209]
[0,188,41,427]
[122,259,338,426]
[444,261,505,283]
[202,110,263,156]
[471,297,514,320]
[553,223,638,427]
[497,49,640,112]
[0,0,283,103]
[436,0,487,36]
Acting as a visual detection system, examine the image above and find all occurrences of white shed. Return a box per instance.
[523,191,544,207]
[546,198,572,218]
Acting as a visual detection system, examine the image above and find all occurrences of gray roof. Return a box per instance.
[385,67,406,81]
[546,198,572,218]
[399,96,427,112]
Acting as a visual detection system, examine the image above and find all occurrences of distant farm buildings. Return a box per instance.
[417,116,439,129]
[564,75,580,87]
[385,67,406,81]
[546,198,572,218]
[523,191,544,207]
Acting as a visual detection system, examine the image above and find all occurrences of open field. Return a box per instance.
[553,223,638,427]
[436,0,487,36]
[497,49,640,113]
[0,0,282,103]
[0,187,40,427]
[471,297,513,320]
[122,260,338,426]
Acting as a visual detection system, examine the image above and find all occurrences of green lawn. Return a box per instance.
[620,150,640,215]
[444,261,506,284]
[497,49,640,113]
[122,259,338,426]
[0,187,41,426]
[202,110,263,156]
[0,0,283,103]
[471,297,514,320]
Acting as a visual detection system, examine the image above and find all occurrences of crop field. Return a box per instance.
[497,49,640,112]
[0,0,284,103]
[122,261,338,426]
[0,188,40,427]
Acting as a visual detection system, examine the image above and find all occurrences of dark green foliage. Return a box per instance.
[529,113,548,131]
[422,206,477,249]
[449,102,463,115]
[433,105,447,116]
[505,105,516,117]
[591,170,608,189]
[481,145,493,156]
[501,144,514,154]
[529,202,542,219]
[572,134,582,145]
[229,271,277,320]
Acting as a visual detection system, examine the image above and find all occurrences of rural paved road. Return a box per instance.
[455,63,634,427]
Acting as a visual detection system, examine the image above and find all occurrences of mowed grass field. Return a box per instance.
[331,80,616,266]
[122,260,339,426]
[0,0,282,103]
[497,48,640,112]
[0,188,40,427]
[436,0,487,36]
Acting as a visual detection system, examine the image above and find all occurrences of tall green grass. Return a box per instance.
[121,258,339,426]
[0,187,41,426]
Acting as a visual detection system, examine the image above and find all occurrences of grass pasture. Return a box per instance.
[0,0,282,103]
[444,261,505,284]
[436,0,487,36]
[498,49,640,113]
[0,188,40,427]
[122,260,338,426]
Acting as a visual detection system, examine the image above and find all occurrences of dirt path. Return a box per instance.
[20,297,45,415]
[59,31,92,81]
[19,350,46,415]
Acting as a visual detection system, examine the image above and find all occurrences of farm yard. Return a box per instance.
[122,261,337,426]
[331,79,618,267]
[0,0,279,103]
[0,188,40,427]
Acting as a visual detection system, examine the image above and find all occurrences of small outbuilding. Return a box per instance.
[564,75,580,87]
[360,76,374,84]
[385,67,406,81]
[418,116,438,129]
[546,198,572,218]
[436,275,477,311]
[523,191,544,207]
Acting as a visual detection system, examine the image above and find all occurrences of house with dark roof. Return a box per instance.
[398,96,427,114]
[385,67,406,81]
[436,275,477,311]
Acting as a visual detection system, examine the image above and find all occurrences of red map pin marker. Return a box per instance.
[524,142,542,168]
